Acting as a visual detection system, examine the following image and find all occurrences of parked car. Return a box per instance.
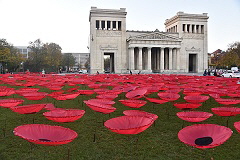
[221,70,240,78]
[79,69,88,74]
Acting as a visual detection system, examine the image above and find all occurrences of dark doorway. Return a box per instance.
[104,53,114,73]
[189,54,197,72]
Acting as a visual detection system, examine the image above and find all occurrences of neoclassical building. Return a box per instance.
[89,7,209,74]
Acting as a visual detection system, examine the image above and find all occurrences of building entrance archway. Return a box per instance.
[189,54,197,72]
[104,53,114,73]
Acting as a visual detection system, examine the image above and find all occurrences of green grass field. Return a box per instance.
[0,74,240,160]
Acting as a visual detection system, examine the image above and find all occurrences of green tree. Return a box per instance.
[26,39,46,72]
[84,57,90,69]
[61,53,76,72]
[44,43,62,72]
[219,52,240,67]
[227,42,240,59]
[0,39,25,73]
[218,42,240,68]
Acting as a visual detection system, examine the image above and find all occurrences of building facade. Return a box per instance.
[89,7,209,74]
[63,53,90,71]
[15,46,30,59]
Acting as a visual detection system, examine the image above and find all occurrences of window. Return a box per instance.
[96,20,99,29]
[107,21,111,30]
[118,21,122,30]
[101,21,105,30]
[112,21,116,29]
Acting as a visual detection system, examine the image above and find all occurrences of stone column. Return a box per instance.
[185,24,187,33]
[129,47,135,70]
[147,47,152,70]
[169,48,173,70]
[160,48,164,71]
[99,20,102,30]
[156,48,159,70]
[189,25,192,33]
[172,49,176,70]
[138,47,143,70]
[193,25,196,33]
[116,21,118,30]
[176,48,180,70]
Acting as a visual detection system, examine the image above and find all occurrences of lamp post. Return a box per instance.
[21,62,24,73]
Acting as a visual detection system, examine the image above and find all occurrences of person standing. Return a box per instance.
[203,69,207,76]
[207,69,211,76]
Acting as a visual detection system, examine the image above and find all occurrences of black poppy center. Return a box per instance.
[39,138,52,142]
[195,137,213,146]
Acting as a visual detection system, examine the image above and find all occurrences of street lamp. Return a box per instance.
[21,62,24,73]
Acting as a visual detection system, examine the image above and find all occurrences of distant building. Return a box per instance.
[89,7,209,74]
[15,46,30,59]
[64,53,90,70]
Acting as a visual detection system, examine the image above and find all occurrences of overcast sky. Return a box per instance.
[1,0,239,53]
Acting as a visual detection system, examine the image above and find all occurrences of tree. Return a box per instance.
[217,42,240,68]
[26,39,46,72]
[44,43,62,72]
[61,53,76,72]
[0,39,25,73]
[84,57,90,69]
[219,52,240,68]
[227,42,240,58]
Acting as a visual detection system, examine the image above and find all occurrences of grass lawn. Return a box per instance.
[0,73,240,160]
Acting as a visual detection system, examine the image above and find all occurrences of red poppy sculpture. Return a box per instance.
[43,103,56,111]
[14,124,78,145]
[104,116,154,134]
[84,100,116,114]
[86,99,115,105]
[173,102,202,110]
[177,111,213,122]
[43,109,85,122]
[78,90,95,95]
[184,95,209,103]
[125,89,147,99]
[96,94,118,100]
[10,104,46,114]
[145,97,168,104]
[119,99,147,108]
[214,98,240,105]
[0,98,24,108]
[178,124,232,149]
[211,107,240,116]
[157,92,180,101]
[15,88,40,96]
[51,93,80,100]
[123,110,158,121]
[233,121,240,133]
[0,88,15,97]
[22,92,48,100]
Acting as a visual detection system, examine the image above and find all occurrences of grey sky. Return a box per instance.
[1,0,239,53]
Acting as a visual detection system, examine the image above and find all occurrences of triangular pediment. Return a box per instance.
[127,32,181,42]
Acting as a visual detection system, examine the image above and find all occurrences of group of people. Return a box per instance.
[203,69,223,77]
